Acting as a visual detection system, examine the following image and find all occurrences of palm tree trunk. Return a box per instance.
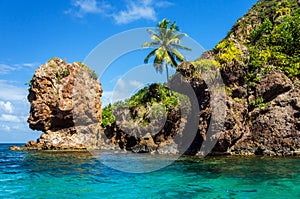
[165,63,171,96]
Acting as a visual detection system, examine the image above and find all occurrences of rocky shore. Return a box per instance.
[11,0,300,156]
[11,57,300,156]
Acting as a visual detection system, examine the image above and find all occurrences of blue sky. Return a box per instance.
[0,0,258,143]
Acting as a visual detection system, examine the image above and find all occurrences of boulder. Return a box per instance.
[255,71,292,102]
[24,58,107,150]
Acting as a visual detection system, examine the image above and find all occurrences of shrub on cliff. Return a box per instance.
[101,83,189,128]
[215,0,300,83]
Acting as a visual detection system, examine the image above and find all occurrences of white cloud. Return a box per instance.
[0,64,16,74]
[0,62,40,75]
[0,80,27,101]
[129,80,143,87]
[14,62,40,68]
[0,114,21,123]
[116,78,126,88]
[113,0,157,24]
[0,124,11,131]
[0,101,14,114]
[101,90,113,107]
[155,1,174,7]
[66,0,112,18]
[66,0,173,24]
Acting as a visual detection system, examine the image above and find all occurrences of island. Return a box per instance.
[11,0,300,156]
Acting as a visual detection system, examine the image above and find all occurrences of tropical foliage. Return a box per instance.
[101,83,189,127]
[142,18,191,82]
[214,0,300,82]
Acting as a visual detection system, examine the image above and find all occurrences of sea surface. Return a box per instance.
[0,144,299,199]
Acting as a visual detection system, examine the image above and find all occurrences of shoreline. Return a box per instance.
[8,144,300,157]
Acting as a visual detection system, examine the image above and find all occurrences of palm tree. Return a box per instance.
[142,18,191,84]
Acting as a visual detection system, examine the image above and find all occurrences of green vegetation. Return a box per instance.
[76,62,98,80]
[102,104,115,127]
[246,0,300,80]
[48,57,66,64]
[214,38,242,67]
[101,83,189,127]
[25,78,34,91]
[142,18,191,83]
[247,11,300,79]
[215,0,300,85]
[56,69,70,83]
[248,97,269,110]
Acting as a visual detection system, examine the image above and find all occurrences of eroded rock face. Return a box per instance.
[103,96,189,154]
[24,58,106,150]
[232,86,300,156]
[177,61,300,156]
[255,71,292,102]
[215,72,300,156]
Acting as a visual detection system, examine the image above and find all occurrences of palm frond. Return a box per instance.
[170,43,191,51]
[142,41,160,48]
[170,48,185,62]
[146,29,162,42]
[144,49,157,64]
[151,34,162,42]
[173,33,188,40]
[170,21,179,31]
[155,47,167,61]
[143,18,190,77]
[166,29,176,42]
[168,34,188,45]
[167,51,178,68]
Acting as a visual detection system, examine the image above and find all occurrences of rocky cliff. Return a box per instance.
[189,0,300,156]
[100,0,300,156]
[15,58,108,150]
[12,0,300,156]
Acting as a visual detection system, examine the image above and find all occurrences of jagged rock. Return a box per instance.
[255,71,292,102]
[175,57,299,156]
[104,103,188,154]
[10,146,22,151]
[157,141,179,154]
[232,87,300,156]
[21,58,107,150]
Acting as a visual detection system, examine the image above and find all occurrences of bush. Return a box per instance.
[214,39,242,67]
[101,83,190,127]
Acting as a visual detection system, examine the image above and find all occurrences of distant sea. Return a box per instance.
[0,143,299,198]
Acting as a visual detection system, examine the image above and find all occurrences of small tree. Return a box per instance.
[142,18,191,85]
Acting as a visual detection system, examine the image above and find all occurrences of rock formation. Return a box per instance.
[102,82,195,154]
[181,0,300,156]
[19,58,108,150]
[12,0,300,156]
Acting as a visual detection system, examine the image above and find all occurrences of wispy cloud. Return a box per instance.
[14,62,40,68]
[116,78,126,88]
[0,80,27,101]
[66,0,173,24]
[0,64,16,74]
[0,124,11,132]
[129,80,143,87]
[65,0,112,18]
[0,62,40,75]
[101,90,113,107]
[113,0,157,24]
[0,101,14,114]
[0,114,22,123]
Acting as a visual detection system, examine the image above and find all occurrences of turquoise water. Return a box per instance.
[0,144,299,198]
